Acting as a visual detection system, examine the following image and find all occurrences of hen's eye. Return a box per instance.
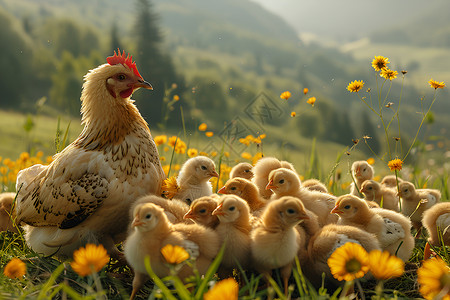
[229,206,235,211]
[344,205,351,209]
[117,74,127,81]
[199,209,206,214]
[145,214,151,219]
[287,208,295,214]
[201,166,207,170]
[279,179,285,184]
[230,187,237,191]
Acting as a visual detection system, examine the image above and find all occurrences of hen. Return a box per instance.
[15,50,165,259]
[349,160,374,196]
[229,162,254,180]
[360,180,399,211]
[125,203,220,299]
[332,194,414,262]
[0,192,18,233]
[252,157,296,199]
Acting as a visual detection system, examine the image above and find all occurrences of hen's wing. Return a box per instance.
[16,145,110,228]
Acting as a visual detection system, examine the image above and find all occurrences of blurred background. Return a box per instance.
[0,0,449,175]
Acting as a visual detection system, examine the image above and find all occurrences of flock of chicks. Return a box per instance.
[0,51,448,299]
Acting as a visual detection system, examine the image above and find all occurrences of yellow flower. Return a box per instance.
[372,56,390,71]
[162,176,180,199]
[380,68,398,81]
[366,157,375,165]
[388,158,403,172]
[291,111,296,117]
[418,258,450,300]
[46,156,53,164]
[173,95,180,101]
[307,97,316,106]
[19,152,30,162]
[187,148,198,158]
[204,278,239,300]
[70,244,110,277]
[280,91,291,100]
[0,166,7,175]
[3,258,26,279]
[252,152,263,165]
[253,134,266,144]
[161,244,189,264]
[224,152,230,158]
[347,80,364,93]
[198,123,207,131]
[174,140,187,154]
[36,151,44,158]
[327,242,369,281]
[205,131,214,137]
[241,152,252,160]
[210,151,218,157]
[368,250,404,280]
[303,88,309,95]
[239,137,251,146]
[162,165,170,176]
[154,135,167,146]
[429,79,445,89]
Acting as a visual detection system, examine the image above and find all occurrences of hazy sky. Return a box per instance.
[251,0,442,41]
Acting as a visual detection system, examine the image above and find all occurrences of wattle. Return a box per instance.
[120,88,133,98]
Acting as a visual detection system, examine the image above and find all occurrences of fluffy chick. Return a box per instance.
[212,195,252,273]
[360,180,399,211]
[381,175,403,190]
[183,195,220,229]
[349,160,374,196]
[307,223,380,287]
[251,196,309,294]
[267,168,337,226]
[252,157,296,199]
[423,202,450,259]
[174,156,219,204]
[230,162,254,180]
[302,178,328,193]
[124,203,220,299]
[332,194,414,262]
[218,178,267,215]
[398,181,440,229]
[0,192,18,233]
[131,194,191,224]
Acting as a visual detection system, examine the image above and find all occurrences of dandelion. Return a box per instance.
[327,242,369,281]
[173,95,180,101]
[366,158,375,165]
[388,158,403,172]
[368,250,404,280]
[429,79,445,89]
[417,258,450,300]
[241,152,252,160]
[187,148,198,158]
[204,278,239,300]
[161,244,189,265]
[347,80,364,93]
[280,91,291,100]
[154,135,167,146]
[168,136,179,147]
[70,244,110,277]
[162,176,180,199]
[3,258,26,279]
[303,88,309,94]
[380,68,398,81]
[198,123,207,131]
[307,96,316,106]
[372,56,390,71]
[205,131,214,137]
[291,111,296,117]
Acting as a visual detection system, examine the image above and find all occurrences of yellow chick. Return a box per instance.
[422,202,450,259]
[251,196,310,294]
[332,194,414,262]
[212,194,252,274]
[175,156,219,204]
[267,168,338,226]
[131,194,192,224]
[252,157,296,199]
[230,162,254,180]
[124,203,220,299]
[360,180,399,211]
[0,192,18,233]
[380,175,403,190]
[218,178,267,216]
[398,181,440,229]
[302,178,328,193]
[307,223,380,287]
[183,195,220,229]
[349,160,374,196]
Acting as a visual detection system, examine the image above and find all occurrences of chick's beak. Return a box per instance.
[266,180,276,190]
[134,79,153,90]
[210,170,219,178]
[212,203,225,216]
[132,216,144,227]
[331,205,342,214]
[218,186,227,194]
[183,210,195,220]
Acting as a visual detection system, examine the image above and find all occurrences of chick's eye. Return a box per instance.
[145,214,151,219]
[244,170,250,173]
[344,205,351,209]
[229,206,235,211]
[230,187,237,191]
[199,209,206,214]
[201,166,207,170]
[287,208,295,214]
[279,179,285,184]
[117,74,127,81]
[363,168,366,172]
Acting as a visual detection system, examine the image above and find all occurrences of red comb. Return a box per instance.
[106,49,142,78]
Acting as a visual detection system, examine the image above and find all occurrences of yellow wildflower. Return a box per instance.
[307,97,316,106]
[162,176,180,199]
[291,111,296,117]
[327,242,369,281]
[418,258,450,300]
[380,68,398,81]
[241,152,252,160]
[253,134,266,144]
[3,258,26,279]
[162,165,170,176]
[204,278,239,300]
[173,95,180,101]
[161,244,189,264]
[210,151,218,157]
[239,137,251,146]
[154,135,167,146]
[198,123,207,131]
[187,148,198,158]
[388,158,403,172]
[303,88,309,95]
[205,132,214,137]
[70,244,110,277]
[368,250,404,280]
[280,91,291,100]
[252,152,263,165]
[199,151,209,157]
[347,80,364,93]
[372,56,390,71]
[429,79,445,89]
[224,152,230,158]
[366,158,375,165]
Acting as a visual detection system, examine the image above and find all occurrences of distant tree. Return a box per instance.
[110,22,122,51]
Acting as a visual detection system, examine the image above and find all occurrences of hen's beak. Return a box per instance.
[132,216,144,227]
[183,210,195,220]
[331,205,342,214]
[218,186,227,194]
[212,203,225,216]
[266,180,276,190]
[134,79,153,90]
[210,170,219,178]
